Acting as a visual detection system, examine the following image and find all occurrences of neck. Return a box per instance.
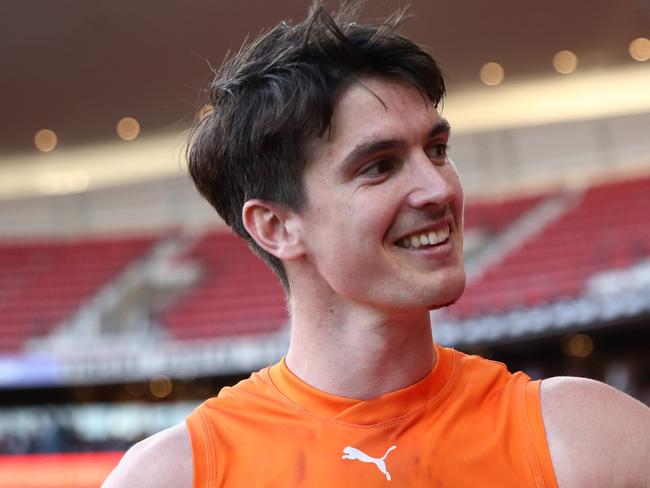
[285,295,435,400]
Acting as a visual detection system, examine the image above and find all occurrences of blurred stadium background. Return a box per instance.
[1,0,649,486]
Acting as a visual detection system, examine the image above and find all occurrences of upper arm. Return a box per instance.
[102,422,193,488]
[541,376,650,488]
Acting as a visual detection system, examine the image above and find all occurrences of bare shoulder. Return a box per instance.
[540,376,650,488]
[102,422,193,488]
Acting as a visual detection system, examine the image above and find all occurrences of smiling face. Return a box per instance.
[291,76,466,312]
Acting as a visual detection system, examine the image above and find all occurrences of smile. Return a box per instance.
[396,224,450,249]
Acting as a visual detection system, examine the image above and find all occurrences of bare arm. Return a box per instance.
[102,422,193,488]
[541,377,650,488]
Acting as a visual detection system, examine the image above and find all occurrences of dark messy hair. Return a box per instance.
[187,1,445,291]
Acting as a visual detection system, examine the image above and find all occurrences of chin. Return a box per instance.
[428,299,459,311]
[426,269,466,311]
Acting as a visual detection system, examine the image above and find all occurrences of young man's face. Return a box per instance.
[293,76,466,312]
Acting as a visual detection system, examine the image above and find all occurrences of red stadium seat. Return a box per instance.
[450,175,650,319]
[0,235,157,352]
[157,231,287,340]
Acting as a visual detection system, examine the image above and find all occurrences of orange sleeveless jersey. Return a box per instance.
[186,343,558,487]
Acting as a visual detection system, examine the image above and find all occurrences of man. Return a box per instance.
[104,2,650,486]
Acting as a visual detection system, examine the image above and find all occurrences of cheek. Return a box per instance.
[309,210,390,288]
[446,165,465,223]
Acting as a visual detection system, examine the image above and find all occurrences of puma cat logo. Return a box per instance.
[341,445,397,481]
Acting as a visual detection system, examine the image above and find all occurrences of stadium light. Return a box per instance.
[479,62,505,86]
[116,116,141,141]
[553,50,578,74]
[34,129,58,152]
[629,37,650,62]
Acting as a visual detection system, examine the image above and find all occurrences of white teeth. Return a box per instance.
[399,224,450,249]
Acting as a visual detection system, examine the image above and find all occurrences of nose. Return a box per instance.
[403,151,458,209]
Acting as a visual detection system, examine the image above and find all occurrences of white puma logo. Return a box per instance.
[341,445,397,481]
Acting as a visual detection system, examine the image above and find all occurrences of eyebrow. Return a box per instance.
[430,118,451,138]
[339,119,451,171]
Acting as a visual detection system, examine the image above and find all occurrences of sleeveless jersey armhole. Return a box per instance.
[523,379,559,488]
[186,407,217,488]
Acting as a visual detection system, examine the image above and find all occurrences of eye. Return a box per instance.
[360,159,395,177]
[426,143,450,164]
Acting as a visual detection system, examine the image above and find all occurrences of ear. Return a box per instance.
[242,199,305,261]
